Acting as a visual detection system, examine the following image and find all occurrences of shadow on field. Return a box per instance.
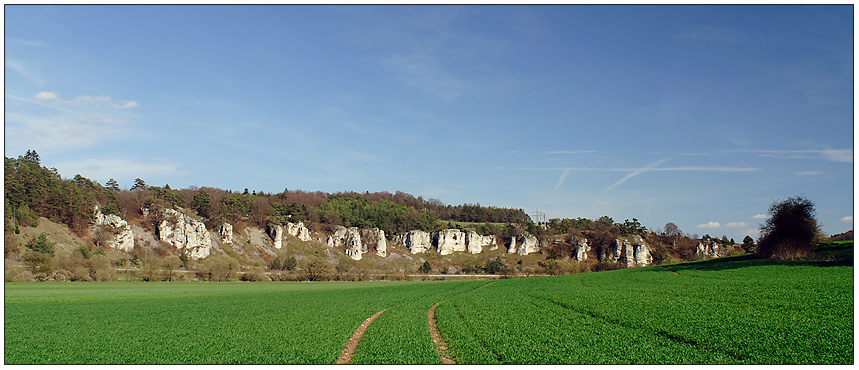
[663,242,853,273]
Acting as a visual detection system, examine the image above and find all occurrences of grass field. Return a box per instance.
[5,242,853,364]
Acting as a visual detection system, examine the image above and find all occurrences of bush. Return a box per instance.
[300,257,331,281]
[5,258,34,282]
[200,255,240,282]
[757,195,823,259]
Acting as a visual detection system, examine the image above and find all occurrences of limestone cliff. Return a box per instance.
[508,233,539,255]
[92,206,134,252]
[393,230,432,254]
[434,229,467,255]
[696,241,725,259]
[156,208,212,260]
[328,226,386,260]
[572,237,590,262]
[603,236,651,268]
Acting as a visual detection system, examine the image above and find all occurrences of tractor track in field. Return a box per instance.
[428,301,456,364]
[336,308,389,364]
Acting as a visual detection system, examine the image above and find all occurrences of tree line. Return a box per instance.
[4,151,529,238]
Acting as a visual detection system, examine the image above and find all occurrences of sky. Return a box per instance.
[4,5,854,241]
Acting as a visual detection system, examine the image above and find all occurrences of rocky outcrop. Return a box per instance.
[219,223,233,244]
[434,229,467,255]
[508,234,539,255]
[267,224,284,249]
[329,226,386,260]
[573,237,590,261]
[393,230,433,254]
[157,208,212,260]
[361,228,387,258]
[696,241,725,259]
[603,236,651,268]
[93,206,134,252]
[465,231,496,254]
[285,221,312,242]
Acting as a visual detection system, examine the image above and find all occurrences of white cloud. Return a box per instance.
[821,148,853,163]
[841,216,853,223]
[4,111,135,155]
[34,91,59,100]
[725,222,748,228]
[753,214,767,219]
[111,101,139,109]
[697,221,722,229]
[743,228,761,238]
[69,95,112,106]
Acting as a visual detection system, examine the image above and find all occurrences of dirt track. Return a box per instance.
[336,308,389,364]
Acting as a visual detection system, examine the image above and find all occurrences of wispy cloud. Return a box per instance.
[725,222,748,228]
[753,214,767,219]
[697,221,722,229]
[605,157,671,191]
[544,150,596,154]
[554,168,571,190]
[382,52,468,101]
[9,38,48,47]
[6,60,47,87]
[30,91,140,109]
[841,216,853,223]
[53,158,184,185]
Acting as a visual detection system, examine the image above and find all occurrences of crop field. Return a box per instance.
[5,242,853,364]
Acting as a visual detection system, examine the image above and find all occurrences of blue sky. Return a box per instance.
[5,5,854,241]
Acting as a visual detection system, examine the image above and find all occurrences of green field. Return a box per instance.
[5,242,853,364]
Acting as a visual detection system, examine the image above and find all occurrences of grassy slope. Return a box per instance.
[437,241,854,364]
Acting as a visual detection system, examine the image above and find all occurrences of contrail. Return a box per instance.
[605,157,671,191]
[554,168,571,190]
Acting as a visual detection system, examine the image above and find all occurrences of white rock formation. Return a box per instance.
[157,208,212,260]
[267,224,284,249]
[573,238,590,262]
[604,236,651,268]
[465,231,496,254]
[219,223,233,244]
[327,226,365,260]
[394,230,433,254]
[93,206,134,252]
[286,221,312,242]
[360,228,387,258]
[696,241,724,259]
[434,229,467,255]
[513,234,540,255]
[508,236,517,254]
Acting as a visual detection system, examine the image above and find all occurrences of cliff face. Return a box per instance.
[602,236,651,268]
[93,206,134,252]
[696,241,726,259]
[572,237,590,262]
[327,226,387,260]
[508,234,539,256]
[393,230,432,254]
[156,208,212,260]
